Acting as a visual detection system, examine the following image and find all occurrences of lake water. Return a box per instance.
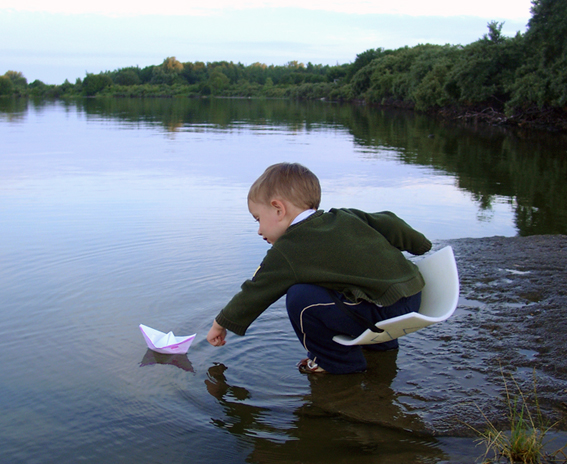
[1,97,567,463]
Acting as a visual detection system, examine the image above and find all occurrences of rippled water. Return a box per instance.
[1,98,565,463]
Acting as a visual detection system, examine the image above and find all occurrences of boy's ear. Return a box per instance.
[270,199,286,217]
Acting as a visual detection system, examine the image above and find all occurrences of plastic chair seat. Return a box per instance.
[333,246,459,346]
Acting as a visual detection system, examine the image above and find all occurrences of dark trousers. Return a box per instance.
[286,284,421,374]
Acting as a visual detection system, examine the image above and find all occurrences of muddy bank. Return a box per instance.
[365,99,567,133]
[435,105,567,133]
[303,235,567,437]
[436,235,567,433]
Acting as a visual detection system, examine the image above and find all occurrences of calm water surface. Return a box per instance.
[1,98,566,463]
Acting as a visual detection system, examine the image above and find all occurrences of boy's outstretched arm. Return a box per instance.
[207,320,227,346]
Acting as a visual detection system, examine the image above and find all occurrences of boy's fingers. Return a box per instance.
[210,336,225,347]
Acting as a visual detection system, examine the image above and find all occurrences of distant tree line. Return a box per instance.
[2,0,566,130]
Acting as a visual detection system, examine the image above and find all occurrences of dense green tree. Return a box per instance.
[445,23,524,108]
[207,68,230,94]
[60,79,76,94]
[0,75,14,95]
[114,68,141,86]
[162,56,183,73]
[346,48,391,82]
[279,72,307,85]
[508,0,567,109]
[138,65,155,84]
[29,79,47,96]
[285,61,305,70]
[82,73,113,96]
[326,64,349,83]
[363,45,437,103]
[181,61,207,84]
[29,79,46,88]
[411,47,459,110]
[244,62,268,85]
[4,70,27,88]
[263,77,274,88]
[207,61,243,84]
[526,0,567,65]
[150,68,175,85]
[150,57,185,85]
[349,65,374,97]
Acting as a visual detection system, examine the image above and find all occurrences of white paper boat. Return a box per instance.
[139,324,196,354]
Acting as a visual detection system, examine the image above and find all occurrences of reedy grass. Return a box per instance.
[467,368,566,464]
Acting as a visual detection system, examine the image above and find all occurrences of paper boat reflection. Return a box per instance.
[140,350,195,373]
[139,324,196,354]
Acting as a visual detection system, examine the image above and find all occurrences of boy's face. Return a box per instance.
[248,200,289,245]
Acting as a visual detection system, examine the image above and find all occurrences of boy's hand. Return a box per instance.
[207,320,227,346]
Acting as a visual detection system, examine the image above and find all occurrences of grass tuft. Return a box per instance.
[467,368,566,464]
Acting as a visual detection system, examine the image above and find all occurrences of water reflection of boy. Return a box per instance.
[205,354,442,462]
[206,162,431,374]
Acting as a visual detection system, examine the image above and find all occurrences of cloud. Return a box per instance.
[2,0,532,19]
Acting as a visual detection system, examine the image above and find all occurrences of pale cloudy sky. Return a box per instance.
[1,0,533,85]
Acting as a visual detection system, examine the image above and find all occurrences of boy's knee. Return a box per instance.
[286,284,325,318]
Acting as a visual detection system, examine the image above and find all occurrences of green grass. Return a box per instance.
[468,369,566,464]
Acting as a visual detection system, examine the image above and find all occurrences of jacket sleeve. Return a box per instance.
[215,247,298,336]
[347,209,432,255]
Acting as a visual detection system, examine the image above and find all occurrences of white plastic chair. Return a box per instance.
[333,246,459,346]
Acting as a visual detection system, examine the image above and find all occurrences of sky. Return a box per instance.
[1,0,533,85]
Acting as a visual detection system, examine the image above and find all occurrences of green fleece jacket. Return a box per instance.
[216,208,432,336]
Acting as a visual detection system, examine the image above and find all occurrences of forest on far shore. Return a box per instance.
[1,0,566,131]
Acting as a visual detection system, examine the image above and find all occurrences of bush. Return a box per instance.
[447,24,524,109]
[288,83,332,100]
[359,45,445,104]
[328,84,354,101]
[412,59,454,110]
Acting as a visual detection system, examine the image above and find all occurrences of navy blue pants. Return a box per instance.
[286,284,421,374]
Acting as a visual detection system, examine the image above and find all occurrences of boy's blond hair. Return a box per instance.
[248,163,321,210]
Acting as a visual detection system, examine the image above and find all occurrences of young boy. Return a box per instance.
[207,162,432,374]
